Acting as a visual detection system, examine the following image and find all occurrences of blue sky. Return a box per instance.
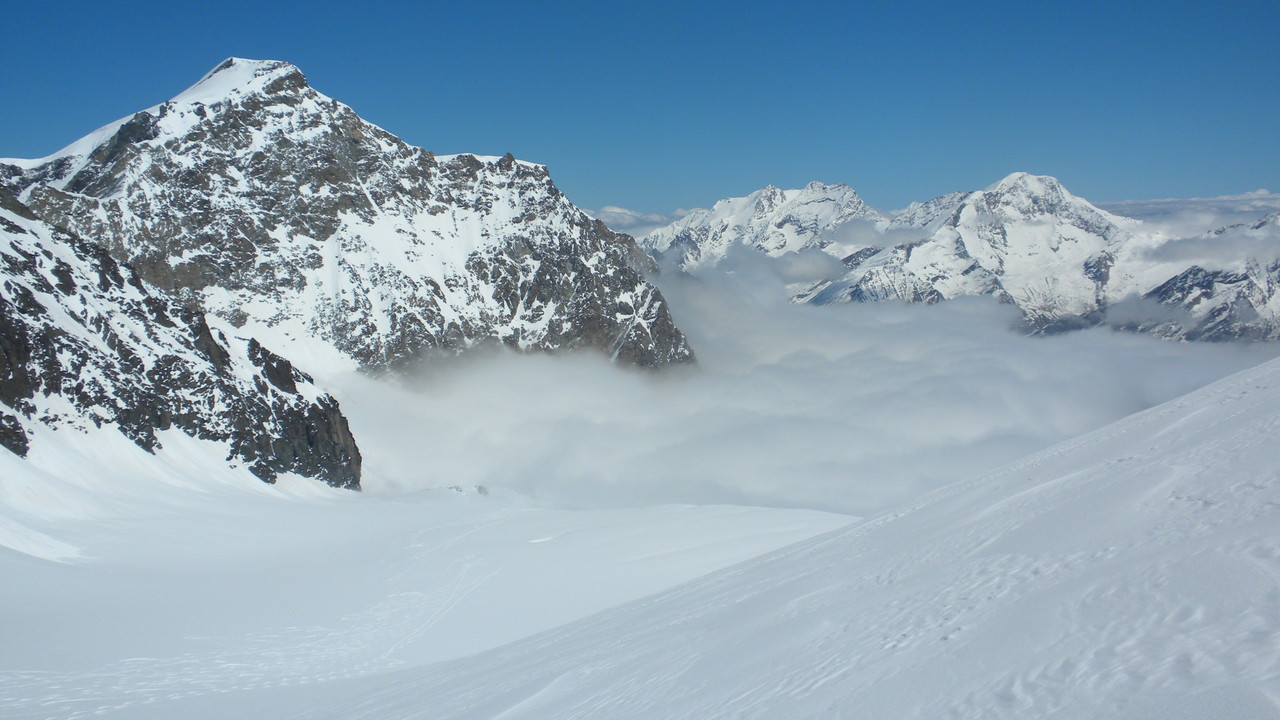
[2,0,1275,216]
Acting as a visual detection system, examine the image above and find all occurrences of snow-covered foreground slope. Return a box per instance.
[213,354,1280,719]
[0,427,849,719]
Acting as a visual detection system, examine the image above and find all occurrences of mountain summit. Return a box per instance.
[641,181,888,269]
[2,58,693,371]
[644,173,1280,339]
[807,171,1140,328]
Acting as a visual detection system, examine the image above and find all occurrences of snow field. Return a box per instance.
[0,424,849,719]
[278,354,1280,719]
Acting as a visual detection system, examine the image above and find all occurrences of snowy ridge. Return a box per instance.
[291,352,1280,719]
[1,58,692,371]
[804,172,1147,328]
[645,173,1280,339]
[0,189,361,489]
[1135,211,1280,340]
[640,181,888,269]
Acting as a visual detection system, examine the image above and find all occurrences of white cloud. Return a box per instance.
[1138,226,1280,269]
[1099,190,1280,238]
[588,205,698,238]
[812,218,929,252]
[325,258,1280,516]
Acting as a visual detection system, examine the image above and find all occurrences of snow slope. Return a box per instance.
[0,424,849,718]
[215,353,1279,719]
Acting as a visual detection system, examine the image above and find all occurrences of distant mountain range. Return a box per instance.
[640,174,1280,340]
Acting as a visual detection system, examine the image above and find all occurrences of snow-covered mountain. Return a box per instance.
[803,173,1146,329]
[0,189,361,489]
[644,173,1280,339]
[1,58,692,371]
[1133,210,1280,340]
[640,181,888,269]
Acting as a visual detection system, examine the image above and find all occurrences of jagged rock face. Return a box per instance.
[0,190,361,488]
[1130,211,1280,341]
[640,181,888,269]
[3,58,692,371]
[883,191,968,233]
[1136,262,1280,340]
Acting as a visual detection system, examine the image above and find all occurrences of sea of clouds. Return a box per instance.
[328,251,1279,516]
[1098,189,1280,236]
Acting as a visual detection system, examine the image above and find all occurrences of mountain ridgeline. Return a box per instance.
[0,57,698,489]
[641,173,1280,340]
[2,58,693,372]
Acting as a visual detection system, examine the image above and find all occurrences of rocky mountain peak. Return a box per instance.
[6,60,693,371]
[986,171,1063,195]
[177,57,308,104]
[752,185,785,213]
[977,172,1076,218]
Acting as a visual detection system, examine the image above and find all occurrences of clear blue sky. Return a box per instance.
[2,0,1275,214]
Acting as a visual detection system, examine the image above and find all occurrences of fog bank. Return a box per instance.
[326,264,1279,515]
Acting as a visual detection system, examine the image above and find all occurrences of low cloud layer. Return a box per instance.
[1136,213,1280,269]
[589,206,696,237]
[328,264,1280,516]
[1099,190,1280,238]
[812,218,929,252]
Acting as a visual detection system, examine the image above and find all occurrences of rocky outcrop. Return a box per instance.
[0,189,361,488]
[1135,261,1280,341]
[3,58,692,371]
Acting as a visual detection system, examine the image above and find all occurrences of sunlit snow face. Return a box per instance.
[329,255,1279,515]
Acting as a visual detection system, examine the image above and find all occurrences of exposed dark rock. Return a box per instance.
[8,58,693,370]
[0,190,361,489]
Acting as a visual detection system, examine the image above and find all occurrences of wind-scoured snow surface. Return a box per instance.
[179,351,1280,720]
